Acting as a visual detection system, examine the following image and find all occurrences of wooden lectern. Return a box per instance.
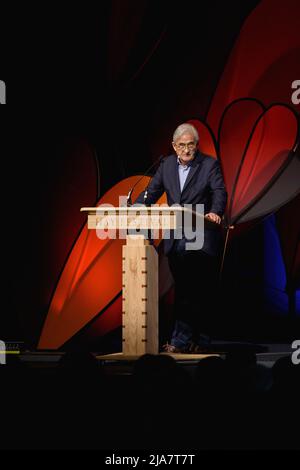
[80,206,183,356]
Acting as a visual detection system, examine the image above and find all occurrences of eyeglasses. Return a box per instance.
[175,142,196,151]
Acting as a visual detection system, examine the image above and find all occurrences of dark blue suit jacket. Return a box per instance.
[135,151,227,256]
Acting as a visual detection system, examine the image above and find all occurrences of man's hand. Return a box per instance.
[205,212,221,224]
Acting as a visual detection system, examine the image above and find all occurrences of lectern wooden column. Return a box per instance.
[122,235,158,355]
[80,206,179,356]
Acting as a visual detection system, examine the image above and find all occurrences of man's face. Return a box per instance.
[172,132,197,165]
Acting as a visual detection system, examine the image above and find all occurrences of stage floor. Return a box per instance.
[15,342,294,372]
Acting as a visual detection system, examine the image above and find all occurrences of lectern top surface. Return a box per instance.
[81,206,186,212]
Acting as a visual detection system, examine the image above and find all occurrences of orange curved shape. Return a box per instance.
[38,176,167,349]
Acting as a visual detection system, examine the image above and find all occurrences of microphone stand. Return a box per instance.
[126,155,164,206]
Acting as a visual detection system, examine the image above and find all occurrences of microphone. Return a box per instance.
[126,155,164,206]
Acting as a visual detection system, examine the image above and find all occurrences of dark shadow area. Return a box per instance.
[0,350,299,450]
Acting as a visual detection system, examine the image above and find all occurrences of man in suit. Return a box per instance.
[136,123,227,352]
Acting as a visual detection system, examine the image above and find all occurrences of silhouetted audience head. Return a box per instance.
[271,355,300,393]
[224,351,260,393]
[57,350,103,386]
[133,354,190,392]
[194,356,226,393]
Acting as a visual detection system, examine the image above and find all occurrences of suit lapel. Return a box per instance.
[170,155,181,201]
[181,152,203,195]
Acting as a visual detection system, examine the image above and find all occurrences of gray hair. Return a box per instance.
[172,123,199,143]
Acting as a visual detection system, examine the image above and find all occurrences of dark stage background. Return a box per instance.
[1,0,299,350]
